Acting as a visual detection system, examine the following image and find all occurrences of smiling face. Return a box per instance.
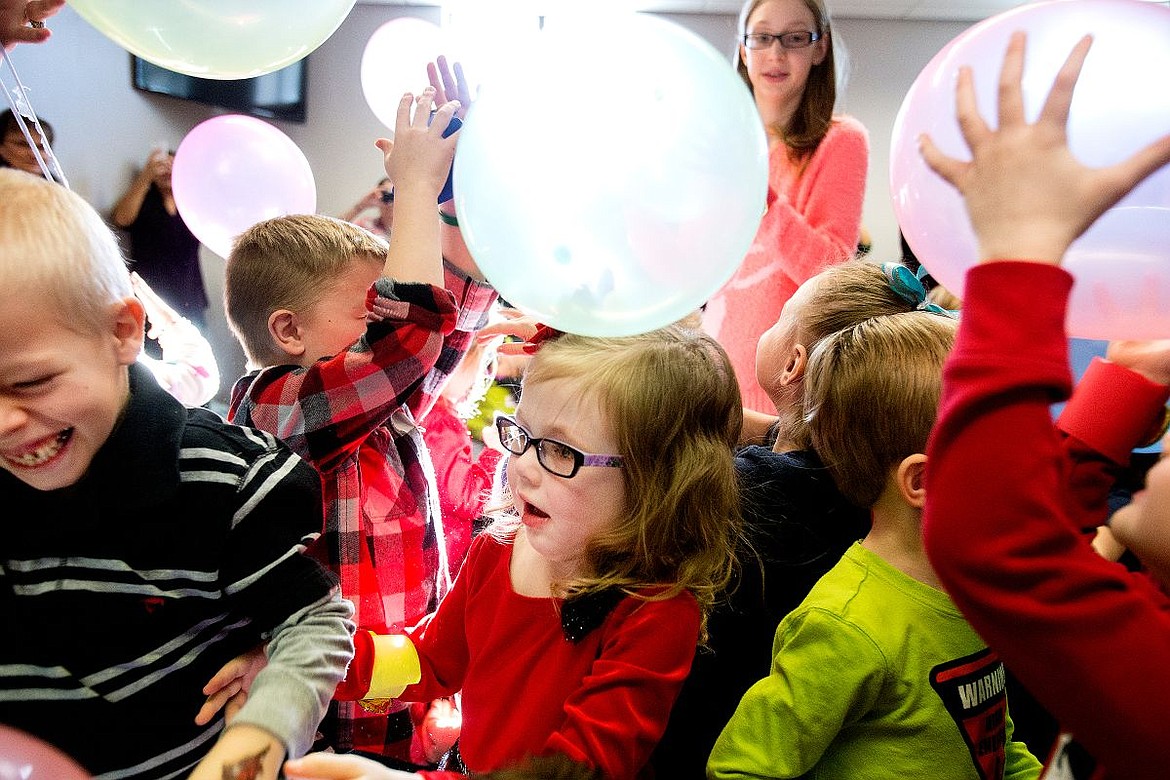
[506,376,628,583]
[740,0,827,125]
[0,292,143,491]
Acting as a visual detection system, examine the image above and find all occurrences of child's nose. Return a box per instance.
[0,397,30,435]
[508,444,544,485]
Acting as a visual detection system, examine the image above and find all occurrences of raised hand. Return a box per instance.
[427,55,473,119]
[919,31,1170,265]
[376,87,460,202]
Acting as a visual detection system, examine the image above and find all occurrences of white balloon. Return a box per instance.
[360,18,447,131]
[453,13,768,337]
[69,0,355,79]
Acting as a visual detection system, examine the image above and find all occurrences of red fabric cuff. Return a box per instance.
[334,629,374,701]
[1058,357,1170,464]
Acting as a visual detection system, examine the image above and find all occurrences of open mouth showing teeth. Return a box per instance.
[3,428,73,468]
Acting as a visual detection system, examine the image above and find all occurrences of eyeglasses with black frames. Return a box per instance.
[495,414,624,479]
[742,30,821,50]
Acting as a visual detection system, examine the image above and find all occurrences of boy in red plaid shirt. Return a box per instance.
[224,87,494,766]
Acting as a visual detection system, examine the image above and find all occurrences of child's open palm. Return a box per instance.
[919,32,1170,265]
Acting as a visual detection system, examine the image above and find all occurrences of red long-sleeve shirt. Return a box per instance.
[923,261,1170,779]
[401,534,700,780]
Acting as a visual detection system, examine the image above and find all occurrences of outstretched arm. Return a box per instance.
[921,31,1170,778]
[376,87,460,288]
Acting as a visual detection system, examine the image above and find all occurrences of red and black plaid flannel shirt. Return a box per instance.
[229,264,495,757]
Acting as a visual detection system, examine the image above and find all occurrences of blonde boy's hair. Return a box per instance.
[0,169,131,333]
[805,311,957,508]
[224,214,388,368]
[489,325,743,641]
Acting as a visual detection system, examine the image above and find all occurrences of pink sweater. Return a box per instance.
[703,115,868,413]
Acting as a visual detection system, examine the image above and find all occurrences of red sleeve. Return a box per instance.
[1056,358,1170,533]
[398,536,480,702]
[923,261,1170,778]
[546,593,700,780]
[766,116,868,286]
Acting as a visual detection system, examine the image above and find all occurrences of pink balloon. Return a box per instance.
[890,0,1170,340]
[172,114,317,258]
[0,725,91,780]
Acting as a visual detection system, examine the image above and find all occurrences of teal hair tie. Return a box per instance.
[881,263,956,318]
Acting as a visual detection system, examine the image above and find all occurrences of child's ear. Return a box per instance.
[895,453,927,509]
[268,309,306,358]
[113,296,146,365]
[778,343,808,388]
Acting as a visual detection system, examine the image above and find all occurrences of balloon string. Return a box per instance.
[0,47,69,188]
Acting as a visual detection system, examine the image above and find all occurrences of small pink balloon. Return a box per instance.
[890,0,1170,340]
[172,114,317,258]
[0,725,91,780]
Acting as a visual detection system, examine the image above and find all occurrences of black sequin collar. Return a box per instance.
[561,588,625,642]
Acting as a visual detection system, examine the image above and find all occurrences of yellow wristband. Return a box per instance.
[367,632,422,700]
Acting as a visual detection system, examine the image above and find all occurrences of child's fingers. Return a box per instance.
[427,61,443,101]
[453,61,470,104]
[202,655,248,695]
[193,680,241,725]
[393,92,416,136]
[223,690,249,725]
[436,55,458,102]
[1038,34,1091,130]
[954,65,991,152]
[430,99,461,137]
[995,31,1028,130]
[285,751,394,779]
[478,318,540,342]
[414,86,437,122]
[918,133,967,189]
[1097,132,1170,217]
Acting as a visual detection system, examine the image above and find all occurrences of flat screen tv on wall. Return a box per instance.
[131,56,308,124]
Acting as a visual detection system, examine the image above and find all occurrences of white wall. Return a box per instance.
[6,4,971,406]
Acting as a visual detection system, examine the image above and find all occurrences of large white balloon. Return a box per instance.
[453,13,768,337]
[891,0,1170,340]
[68,0,355,79]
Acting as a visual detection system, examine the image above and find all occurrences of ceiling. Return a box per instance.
[361,0,1168,23]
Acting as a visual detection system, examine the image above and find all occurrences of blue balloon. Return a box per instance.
[453,13,768,337]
